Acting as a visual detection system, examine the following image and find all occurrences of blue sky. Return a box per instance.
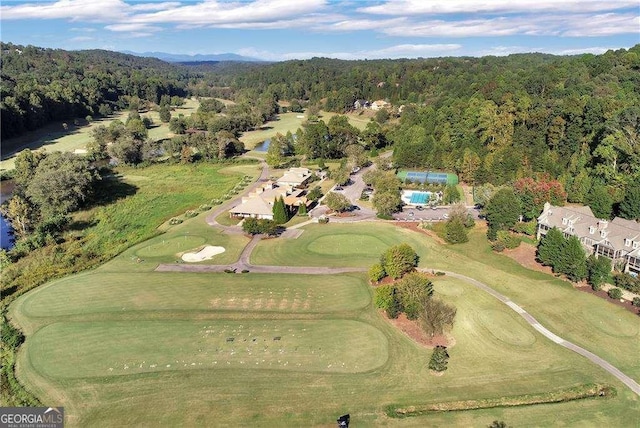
[1,0,638,60]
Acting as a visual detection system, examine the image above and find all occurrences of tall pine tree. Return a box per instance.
[272,196,289,224]
[559,235,587,282]
[537,227,565,269]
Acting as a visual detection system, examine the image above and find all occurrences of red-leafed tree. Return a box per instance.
[513,176,567,220]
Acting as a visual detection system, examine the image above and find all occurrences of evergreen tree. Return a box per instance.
[558,235,587,281]
[485,188,521,233]
[428,346,449,372]
[272,196,289,224]
[587,184,614,219]
[618,183,640,220]
[587,254,611,290]
[297,203,307,216]
[444,217,469,244]
[537,227,565,269]
[159,106,171,123]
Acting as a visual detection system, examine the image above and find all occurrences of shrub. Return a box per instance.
[377,213,393,220]
[491,241,506,252]
[210,199,222,205]
[511,220,537,236]
[613,273,640,294]
[199,204,212,211]
[369,263,386,282]
[428,346,449,372]
[168,217,183,225]
[632,297,640,307]
[496,230,521,249]
[317,216,329,224]
[184,210,198,218]
[608,288,623,300]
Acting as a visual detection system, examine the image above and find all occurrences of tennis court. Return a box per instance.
[398,170,459,185]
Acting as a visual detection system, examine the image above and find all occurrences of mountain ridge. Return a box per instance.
[120,50,263,62]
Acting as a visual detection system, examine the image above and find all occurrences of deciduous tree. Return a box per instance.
[380,243,419,279]
[324,192,351,212]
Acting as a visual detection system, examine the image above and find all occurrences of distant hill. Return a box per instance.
[121,51,263,63]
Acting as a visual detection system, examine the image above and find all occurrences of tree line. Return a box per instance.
[1,43,192,141]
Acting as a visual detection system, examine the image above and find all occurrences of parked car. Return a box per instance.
[335,186,343,191]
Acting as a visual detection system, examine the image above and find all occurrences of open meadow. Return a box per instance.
[9,219,640,426]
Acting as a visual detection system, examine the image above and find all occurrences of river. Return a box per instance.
[0,182,15,250]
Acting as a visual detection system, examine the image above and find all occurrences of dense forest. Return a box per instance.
[1,42,192,139]
[2,43,639,207]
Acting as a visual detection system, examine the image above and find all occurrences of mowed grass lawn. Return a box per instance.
[421,227,640,382]
[12,268,638,427]
[251,222,432,267]
[8,211,640,426]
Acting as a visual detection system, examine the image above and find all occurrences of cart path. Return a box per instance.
[205,159,270,230]
[173,157,639,396]
[419,268,640,396]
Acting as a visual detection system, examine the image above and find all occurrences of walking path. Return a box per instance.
[165,155,640,397]
[419,268,640,396]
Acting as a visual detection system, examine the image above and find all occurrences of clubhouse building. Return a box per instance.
[229,168,312,220]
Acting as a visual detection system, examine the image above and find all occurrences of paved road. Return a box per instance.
[420,268,640,396]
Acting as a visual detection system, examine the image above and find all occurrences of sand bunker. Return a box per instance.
[181,245,226,262]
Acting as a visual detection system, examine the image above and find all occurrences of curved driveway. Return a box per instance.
[420,268,640,396]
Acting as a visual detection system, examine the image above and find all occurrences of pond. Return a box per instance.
[253,138,271,152]
[0,214,14,250]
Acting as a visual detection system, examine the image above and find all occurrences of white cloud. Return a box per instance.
[1,0,129,21]
[562,13,640,37]
[69,36,94,42]
[380,13,639,38]
[105,23,162,33]
[359,0,639,15]
[132,0,329,26]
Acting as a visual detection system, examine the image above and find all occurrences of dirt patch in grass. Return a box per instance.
[395,222,447,245]
[382,312,453,349]
[501,242,553,275]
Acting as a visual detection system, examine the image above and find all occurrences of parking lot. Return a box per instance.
[392,205,481,222]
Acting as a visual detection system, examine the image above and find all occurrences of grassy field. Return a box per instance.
[251,222,430,267]
[0,99,200,171]
[241,111,371,150]
[77,162,255,258]
[9,215,640,426]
